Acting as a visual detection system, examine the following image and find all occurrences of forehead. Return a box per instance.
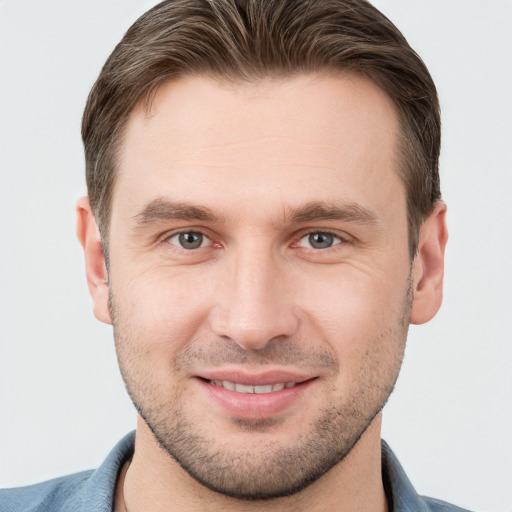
[113,73,403,223]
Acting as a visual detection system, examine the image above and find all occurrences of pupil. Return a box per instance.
[179,232,202,249]
[309,232,333,249]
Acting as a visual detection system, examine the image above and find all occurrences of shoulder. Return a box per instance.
[0,431,135,512]
[421,496,475,512]
[381,440,476,512]
[0,470,93,512]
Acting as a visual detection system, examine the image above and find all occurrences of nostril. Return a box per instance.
[209,306,300,352]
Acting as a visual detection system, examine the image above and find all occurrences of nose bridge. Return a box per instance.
[211,240,298,349]
[233,246,275,316]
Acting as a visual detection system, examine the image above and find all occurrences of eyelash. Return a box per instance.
[165,231,215,250]
[295,231,344,250]
[163,229,349,252]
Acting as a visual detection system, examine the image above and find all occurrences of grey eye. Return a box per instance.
[169,232,206,249]
[298,232,341,249]
[309,233,334,249]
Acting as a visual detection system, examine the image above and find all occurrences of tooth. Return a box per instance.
[214,380,297,393]
[235,383,254,393]
[254,385,272,394]
[223,380,235,391]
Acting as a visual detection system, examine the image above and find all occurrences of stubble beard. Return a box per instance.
[110,282,411,501]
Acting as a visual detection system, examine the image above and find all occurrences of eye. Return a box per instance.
[298,232,342,249]
[167,231,209,250]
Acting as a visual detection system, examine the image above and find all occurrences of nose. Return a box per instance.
[210,248,300,351]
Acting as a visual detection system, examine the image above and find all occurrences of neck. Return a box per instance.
[117,414,388,512]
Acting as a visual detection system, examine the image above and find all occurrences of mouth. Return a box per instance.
[208,379,297,394]
[195,372,317,420]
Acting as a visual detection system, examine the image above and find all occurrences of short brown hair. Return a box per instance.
[82,0,441,259]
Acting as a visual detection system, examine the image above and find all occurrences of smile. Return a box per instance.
[210,380,297,394]
[198,374,317,420]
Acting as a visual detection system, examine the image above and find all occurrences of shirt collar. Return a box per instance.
[381,439,431,512]
[73,431,135,511]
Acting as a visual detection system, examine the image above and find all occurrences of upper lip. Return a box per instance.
[196,369,316,386]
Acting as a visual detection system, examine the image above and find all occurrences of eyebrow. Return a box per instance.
[288,201,379,225]
[133,198,378,227]
[133,198,221,225]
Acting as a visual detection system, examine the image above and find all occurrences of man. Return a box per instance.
[1,0,472,510]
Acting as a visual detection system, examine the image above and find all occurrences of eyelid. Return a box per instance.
[161,228,216,250]
[157,227,352,252]
[296,226,351,241]
[169,231,209,248]
[297,230,342,248]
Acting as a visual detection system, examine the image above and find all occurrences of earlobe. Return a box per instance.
[76,197,112,325]
[410,202,448,325]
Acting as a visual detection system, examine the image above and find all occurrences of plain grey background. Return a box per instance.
[0,1,511,511]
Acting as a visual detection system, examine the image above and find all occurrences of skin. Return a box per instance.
[77,73,447,512]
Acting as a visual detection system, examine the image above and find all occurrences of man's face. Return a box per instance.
[107,74,412,498]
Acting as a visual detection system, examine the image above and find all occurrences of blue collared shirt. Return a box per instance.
[0,432,473,511]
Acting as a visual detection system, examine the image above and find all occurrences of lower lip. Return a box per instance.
[197,379,315,420]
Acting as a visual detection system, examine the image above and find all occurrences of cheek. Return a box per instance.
[110,270,213,365]
[299,265,409,368]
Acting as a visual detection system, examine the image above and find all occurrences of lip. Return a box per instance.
[197,369,315,386]
[195,370,317,420]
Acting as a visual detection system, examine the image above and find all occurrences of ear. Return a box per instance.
[410,202,448,325]
[76,197,112,325]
